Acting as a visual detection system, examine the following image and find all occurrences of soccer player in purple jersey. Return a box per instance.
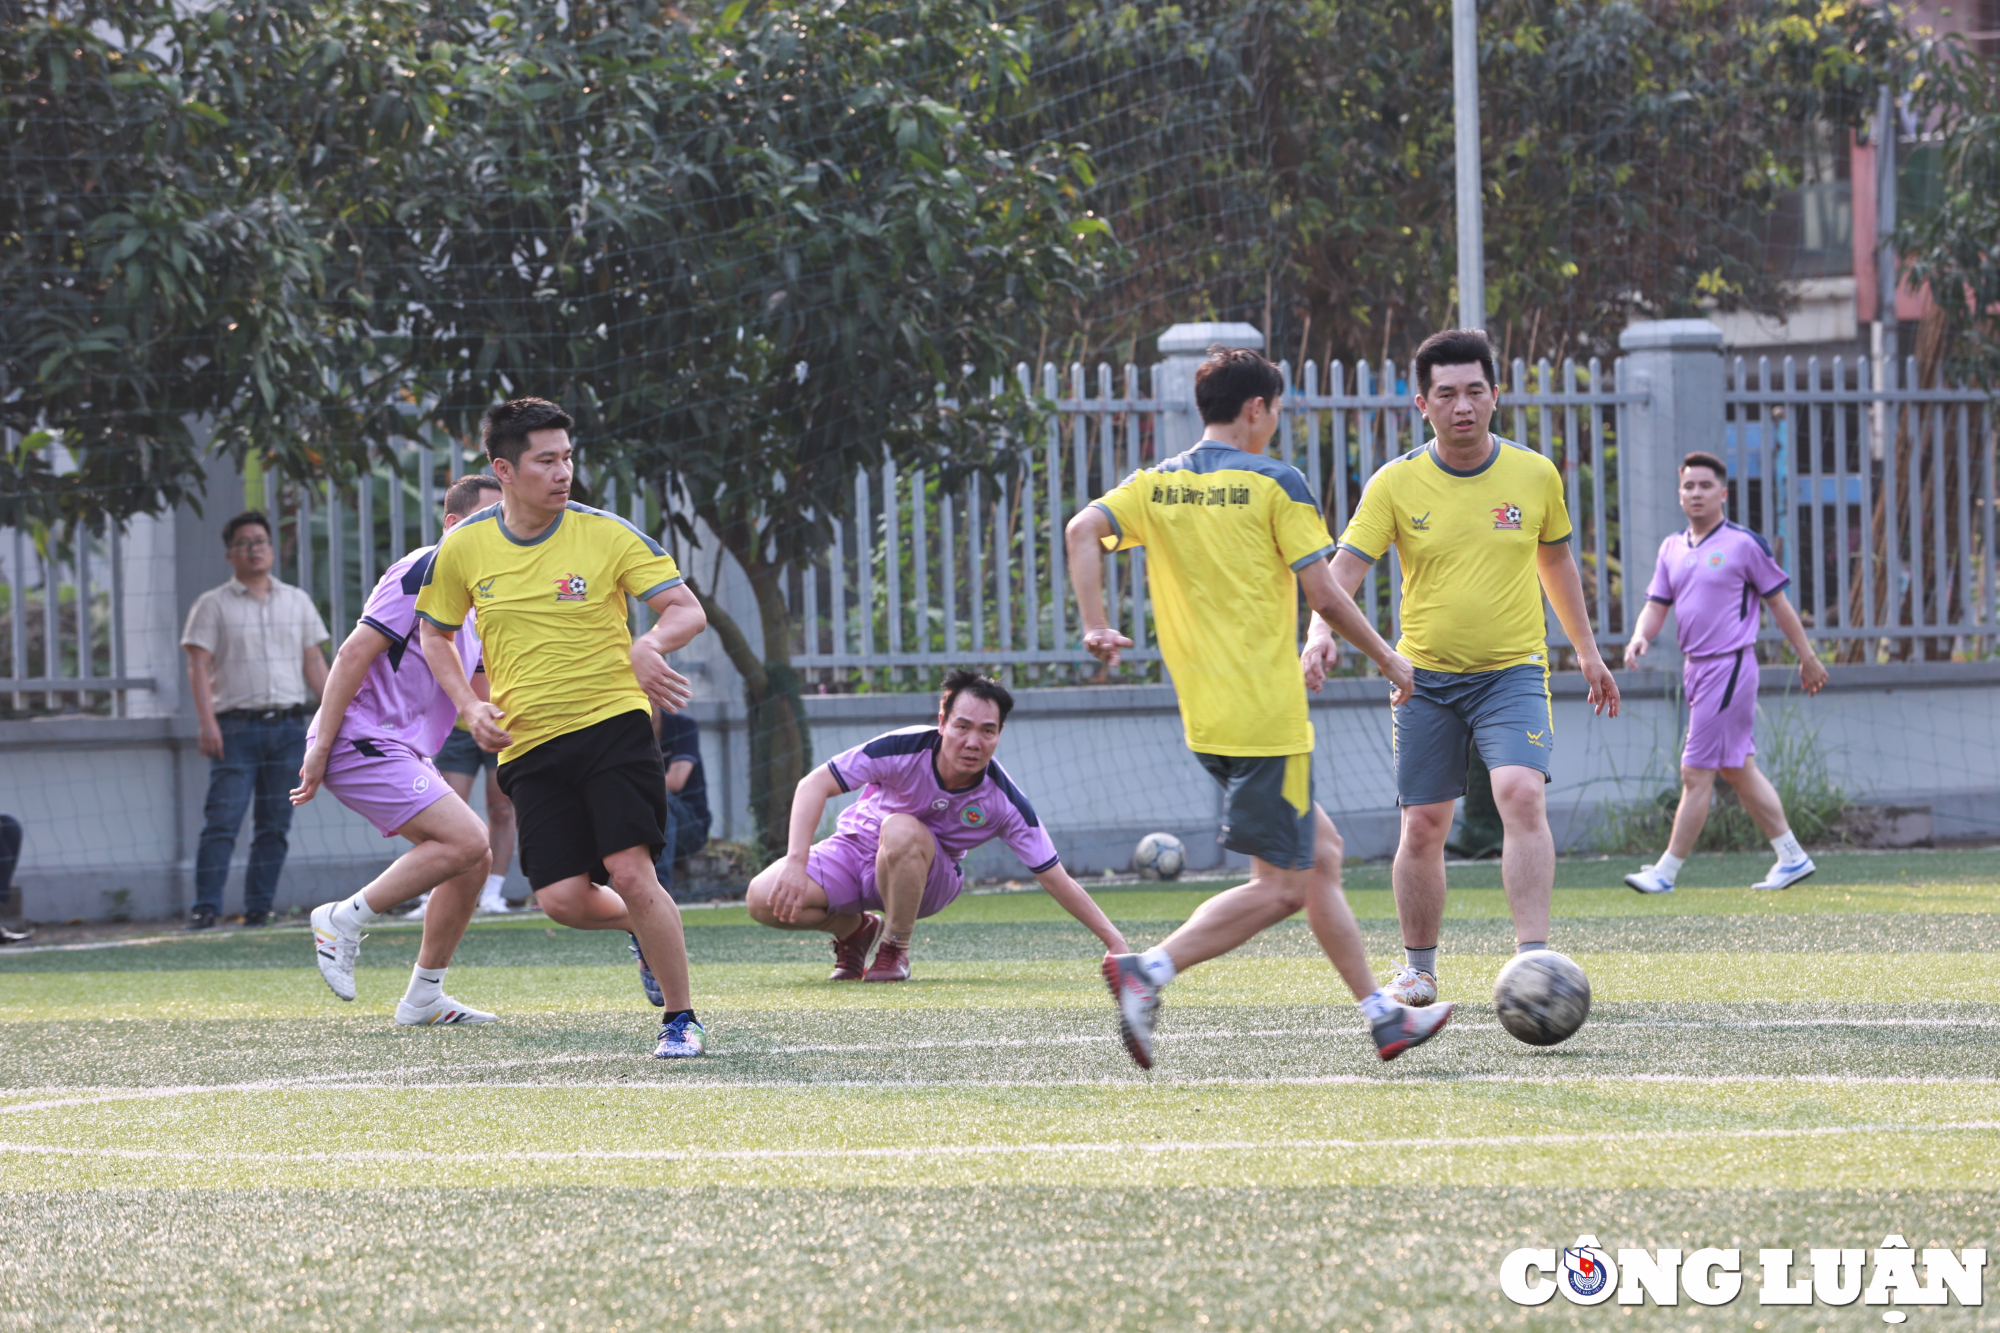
[1622,451,1829,894]
[290,475,504,1024]
[745,670,1128,981]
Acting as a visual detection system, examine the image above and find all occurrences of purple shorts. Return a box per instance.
[321,736,453,837]
[807,828,965,919]
[1682,648,1758,770]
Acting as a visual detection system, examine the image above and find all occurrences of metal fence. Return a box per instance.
[1722,356,1996,659]
[5,347,1994,716]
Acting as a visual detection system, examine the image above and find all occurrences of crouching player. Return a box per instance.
[747,670,1127,980]
[1623,451,1829,894]
[293,474,503,1024]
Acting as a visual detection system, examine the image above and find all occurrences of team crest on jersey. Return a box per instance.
[1491,502,1523,530]
[960,805,988,828]
[1707,552,1726,568]
[554,574,588,601]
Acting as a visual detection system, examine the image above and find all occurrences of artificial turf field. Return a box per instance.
[1,849,1997,1330]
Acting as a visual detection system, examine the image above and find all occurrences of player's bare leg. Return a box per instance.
[1666,766,1719,858]
[601,845,692,1012]
[744,865,862,936]
[1387,798,1453,1002]
[862,814,932,980]
[1490,765,1553,947]
[537,880,636,931]
[1719,757,1789,837]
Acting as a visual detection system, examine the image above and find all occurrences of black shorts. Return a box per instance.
[433,727,496,776]
[496,711,667,890]
[1195,751,1318,871]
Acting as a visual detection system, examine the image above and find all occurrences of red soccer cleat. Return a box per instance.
[862,938,911,982]
[829,912,883,982]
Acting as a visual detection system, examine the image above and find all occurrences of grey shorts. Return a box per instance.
[434,726,496,776]
[1195,751,1317,871]
[1392,663,1554,806]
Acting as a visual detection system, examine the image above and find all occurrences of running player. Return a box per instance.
[1300,328,1620,1008]
[745,670,1128,980]
[415,398,711,1059]
[1067,344,1452,1069]
[1622,451,1829,893]
[292,474,505,1025]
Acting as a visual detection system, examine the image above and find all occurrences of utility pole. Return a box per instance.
[1872,82,1898,452]
[1452,0,1485,332]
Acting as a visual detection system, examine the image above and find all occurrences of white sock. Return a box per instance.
[1772,830,1806,864]
[333,890,380,933]
[1136,946,1177,989]
[482,874,506,898]
[1654,851,1685,884]
[404,966,446,1008]
[1359,988,1396,1022]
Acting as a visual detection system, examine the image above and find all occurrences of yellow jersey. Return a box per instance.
[416,501,684,764]
[1094,440,1334,756]
[1338,438,1571,674]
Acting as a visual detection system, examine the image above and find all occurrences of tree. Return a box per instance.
[0,0,461,525]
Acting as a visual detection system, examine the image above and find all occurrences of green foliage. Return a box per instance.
[1896,30,2000,388]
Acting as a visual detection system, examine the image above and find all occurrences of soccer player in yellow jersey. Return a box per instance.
[1301,329,1620,1008]
[415,398,712,1059]
[1067,345,1455,1068]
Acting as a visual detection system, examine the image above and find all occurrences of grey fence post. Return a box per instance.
[1616,319,1724,665]
[1156,322,1263,458]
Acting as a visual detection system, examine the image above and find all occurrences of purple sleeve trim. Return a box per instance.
[1027,854,1062,874]
[1646,595,1673,606]
[1759,578,1792,598]
[827,761,850,794]
[358,616,404,646]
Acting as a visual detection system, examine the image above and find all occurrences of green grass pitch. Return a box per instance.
[1,849,1997,1329]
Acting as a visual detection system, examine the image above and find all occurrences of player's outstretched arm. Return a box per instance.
[1033,864,1128,955]
[1763,590,1829,695]
[632,584,706,713]
[421,620,511,752]
[1301,550,1374,692]
[1535,542,1621,718]
[769,766,842,923]
[1624,600,1671,671]
[290,624,394,806]
[1064,507,1133,666]
[1298,556,1413,705]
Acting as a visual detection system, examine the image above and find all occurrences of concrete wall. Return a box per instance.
[10,660,1993,921]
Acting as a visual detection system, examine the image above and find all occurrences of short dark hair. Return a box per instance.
[1194,345,1285,425]
[939,668,1013,727]
[222,511,271,549]
[481,397,575,468]
[1414,328,1499,395]
[1680,451,1727,481]
[444,473,503,518]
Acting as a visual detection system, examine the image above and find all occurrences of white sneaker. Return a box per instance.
[1101,954,1162,1069]
[1383,965,1438,1007]
[1624,865,1677,895]
[309,902,360,1002]
[394,993,497,1025]
[476,889,512,916]
[1753,857,1817,891]
[404,892,430,922]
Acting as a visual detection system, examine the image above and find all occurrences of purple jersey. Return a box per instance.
[309,546,482,757]
[825,726,1061,874]
[1646,521,1790,658]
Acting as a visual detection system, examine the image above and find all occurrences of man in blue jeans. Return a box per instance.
[181,511,331,929]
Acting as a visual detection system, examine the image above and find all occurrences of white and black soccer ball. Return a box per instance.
[1492,949,1591,1046]
[1132,832,1186,881]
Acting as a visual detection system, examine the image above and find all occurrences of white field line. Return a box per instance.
[5,1069,2000,1119]
[3,1120,2000,1166]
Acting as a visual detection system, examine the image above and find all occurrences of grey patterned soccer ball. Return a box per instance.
[1132,832,1186,881]
[1493,949,1591,1046]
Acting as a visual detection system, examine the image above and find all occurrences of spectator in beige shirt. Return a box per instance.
[181,511,330,929]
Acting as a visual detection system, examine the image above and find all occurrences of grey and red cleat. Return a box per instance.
[1102,953,1162,1069]
[1371,1000,1455,1061]
[829,912,884,981]
[862,938,911,982]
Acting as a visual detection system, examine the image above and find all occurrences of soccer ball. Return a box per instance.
[1492,949,1591,1046]
[1132,832,1186,881]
